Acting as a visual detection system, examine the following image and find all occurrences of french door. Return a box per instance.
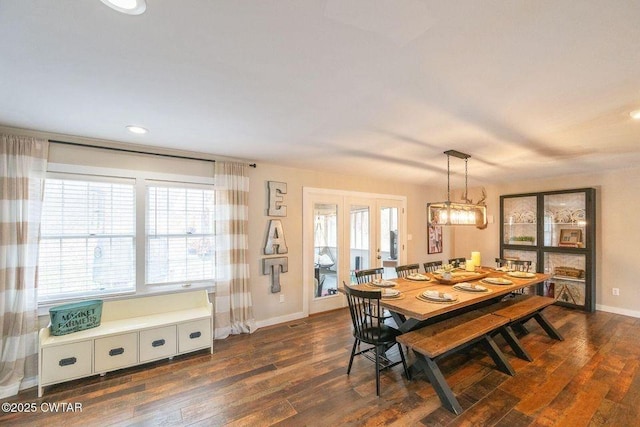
[303,188,406,315]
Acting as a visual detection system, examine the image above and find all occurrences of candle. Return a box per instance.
[465,259,475,271]
[471,251,481,267]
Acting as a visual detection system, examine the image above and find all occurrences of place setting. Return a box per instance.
[416,289,459,303]
[366,279,397,288]
[482,277,514,286]
[452,282,490,293]
[506,271,536,279]
[405,273,431,282]
[379,288,404,299]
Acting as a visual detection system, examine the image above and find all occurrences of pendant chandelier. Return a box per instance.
[427,150,487,226]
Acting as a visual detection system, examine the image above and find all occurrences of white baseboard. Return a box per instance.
[596,304,640,319]
[254,311,307,330]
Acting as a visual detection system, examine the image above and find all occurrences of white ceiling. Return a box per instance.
[1,0,640,186]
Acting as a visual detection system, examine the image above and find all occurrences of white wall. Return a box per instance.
[454,167,640,317]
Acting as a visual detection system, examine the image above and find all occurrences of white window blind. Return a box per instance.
[146,184,215,286]
[39,177,136,303]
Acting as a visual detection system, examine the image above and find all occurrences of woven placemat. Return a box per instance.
[364,283,396,289]
[382,294,405,300]
[415,294,459,304]
[452,285,492,293]
[482,278,513,286]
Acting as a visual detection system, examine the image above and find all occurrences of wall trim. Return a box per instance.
[596,304,640,319]
[254,311,306,330]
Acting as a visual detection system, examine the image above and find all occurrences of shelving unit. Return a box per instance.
[500,188,596,311]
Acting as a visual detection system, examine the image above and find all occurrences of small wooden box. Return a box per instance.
[49,300,103,336]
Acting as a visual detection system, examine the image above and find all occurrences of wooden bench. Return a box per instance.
[481,295,563,362]
[397,310,514,415]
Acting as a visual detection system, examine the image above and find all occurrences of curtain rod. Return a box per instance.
[48,139,257,168]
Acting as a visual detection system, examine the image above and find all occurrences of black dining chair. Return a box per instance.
[355,267,384,284]
[495,258,532,272]
[343,283,410,396]
[448,257,467,268]
[395,263,420,278]
[423,261,443,273]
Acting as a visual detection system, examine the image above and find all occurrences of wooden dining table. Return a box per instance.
[371,268,552,333]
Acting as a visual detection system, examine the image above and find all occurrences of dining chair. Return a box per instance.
[495,258,532,272]
[343,283,410,396]
[423,261,443,273]
[395,263,420,278]
[511,260,532,272]
[448,257,467,268]
[355,267,384,284]
[495,257,508,268]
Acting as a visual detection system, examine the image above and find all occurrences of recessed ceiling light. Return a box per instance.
[126,125,148,134]
[100,0,146,15]
[631,110,640,120]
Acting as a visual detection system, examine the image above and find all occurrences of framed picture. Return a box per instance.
[428,225,443,254]
[559,228,582,246]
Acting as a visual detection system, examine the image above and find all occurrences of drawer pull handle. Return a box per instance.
[152,339,166,347]
[109,347,125,356]
[189,331,202,339]
[59,357,77,366]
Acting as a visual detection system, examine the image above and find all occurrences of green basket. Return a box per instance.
[49,300,103,336]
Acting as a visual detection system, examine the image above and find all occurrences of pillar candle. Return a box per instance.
[465,260,475,271]
[471,251,481,267]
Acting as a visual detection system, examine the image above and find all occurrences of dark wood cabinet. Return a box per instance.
[500,188,596,311]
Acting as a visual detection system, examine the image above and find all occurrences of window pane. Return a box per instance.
[146,185,214,285]
[39,178,136,302]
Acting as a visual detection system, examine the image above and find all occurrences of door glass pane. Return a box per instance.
[503,196,537,245]
[314,203,338,298]
[350,205,370,274]
[380,206,398,279]
[544,192,586,247]
[543,252,586,306]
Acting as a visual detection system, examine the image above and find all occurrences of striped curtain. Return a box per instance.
[0,135,48,398]
[214,162,255,339]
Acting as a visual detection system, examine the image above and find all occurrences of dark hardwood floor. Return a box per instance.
[2,305,640,426]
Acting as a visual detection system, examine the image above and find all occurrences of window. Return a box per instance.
[146,183,215,286]
[39,176,136,303]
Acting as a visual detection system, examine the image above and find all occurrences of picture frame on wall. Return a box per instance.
[428,225,443,254]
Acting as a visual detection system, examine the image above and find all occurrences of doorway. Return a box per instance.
[303,189,406,315]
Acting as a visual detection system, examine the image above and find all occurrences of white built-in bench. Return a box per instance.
[38,290,213,397]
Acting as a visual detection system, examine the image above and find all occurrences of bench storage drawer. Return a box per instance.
[95,332,138,372]
[178,319,212,353]
[41,341,93,384]
[140,325,177,362]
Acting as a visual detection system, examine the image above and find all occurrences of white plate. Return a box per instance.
[507,271,536,278]
[453,282,488,292]
[370,279,396,287]
[421,290,456,302]
[381,289,400,298]
[482,277,513,285]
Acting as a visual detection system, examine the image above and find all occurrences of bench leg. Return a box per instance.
[499,326,533,362]
[512,322,530,336]
[481,335,515,376]
[397,343,411,381]
[422,356,463,415]
[534,312,564,341]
